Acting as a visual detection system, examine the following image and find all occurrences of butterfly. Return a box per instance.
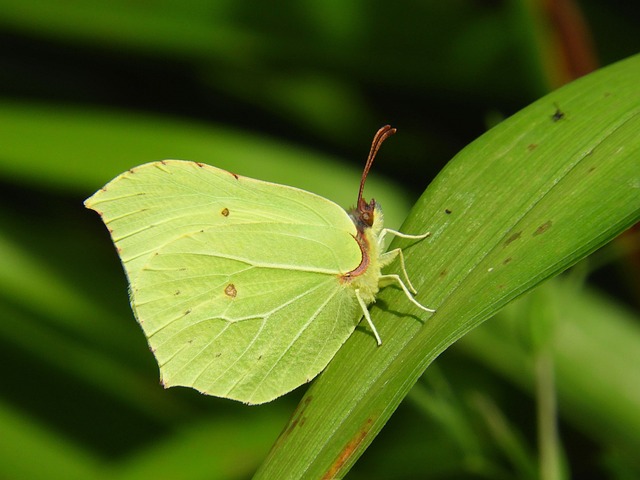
[85,125,434,404]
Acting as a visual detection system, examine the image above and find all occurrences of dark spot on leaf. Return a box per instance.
[445,208,452,214]
[215,352,222,358]
[221,207,230,217]
[225,283,237,298]
[174,290,181,295]
[534,220,553,236]
[184,309,192,315]
[439,269,447,278]
[504,232,521,246]
[503,257,512,265]
[551,109,564,122]
[527,143,538,151]
[196,162,205,167]
[279,395,314,442]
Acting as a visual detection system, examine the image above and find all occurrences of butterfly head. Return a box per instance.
[349,197,378,232]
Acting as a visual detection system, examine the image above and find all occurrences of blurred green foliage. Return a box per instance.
[0,1,639,479]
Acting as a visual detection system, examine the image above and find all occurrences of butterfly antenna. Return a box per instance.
[357,125,397,207]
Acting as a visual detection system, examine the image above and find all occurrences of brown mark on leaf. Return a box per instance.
[439,269,448,278]
[503,257,512,265]
[174,290,181,296]
[527,143,538,151]
[221,207,230,217]
[184,309,192,315]
[323,417,374,480]
[278,396,313,443]
[196,162,205,168]
[504,232,522,246]
[445,208,452,214]
[534,220,553,236]
[224,283,237,298]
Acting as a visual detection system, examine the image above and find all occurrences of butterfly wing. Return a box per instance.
[85,160,363,403]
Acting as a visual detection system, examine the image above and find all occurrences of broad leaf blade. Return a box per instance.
[254,54,640,479]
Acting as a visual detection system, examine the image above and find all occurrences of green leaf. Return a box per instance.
[254,54,640,479]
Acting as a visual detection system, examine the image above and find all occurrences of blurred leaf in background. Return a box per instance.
[0,0,638,479]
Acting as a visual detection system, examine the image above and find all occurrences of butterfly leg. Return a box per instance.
[355,289,382,346]
[379,247,418,293]
[378,229,430,293]
[379,274,436,313]
[377,228,430,248]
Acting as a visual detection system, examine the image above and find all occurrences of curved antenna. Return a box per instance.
[357,125,397,206]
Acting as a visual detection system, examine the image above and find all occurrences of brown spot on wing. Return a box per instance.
[224,283,237,297]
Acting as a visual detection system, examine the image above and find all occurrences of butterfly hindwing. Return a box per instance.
[137,236,359,403]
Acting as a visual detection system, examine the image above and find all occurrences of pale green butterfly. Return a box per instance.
[85,125,434,404]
